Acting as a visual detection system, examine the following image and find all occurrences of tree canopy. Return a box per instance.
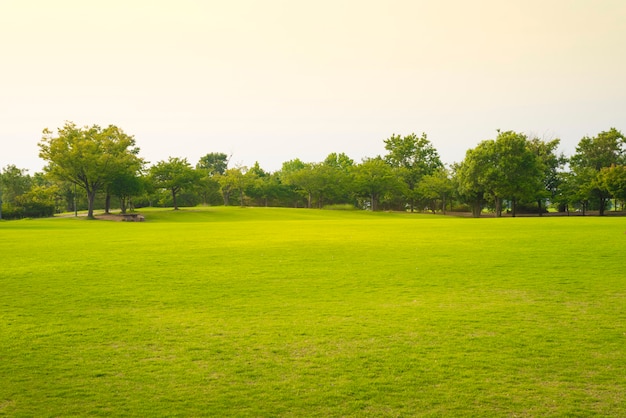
[38,122,143,218]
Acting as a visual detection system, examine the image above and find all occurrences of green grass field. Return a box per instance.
[1,207,625,416]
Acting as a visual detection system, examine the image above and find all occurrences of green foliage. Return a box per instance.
[353,157,400,211]
[1,208,625,416]
[569,128,626,215]
[384,132,443,211]
[38,122,143,217]
[149,157,201,210]
[196,152,229,175]
[454,131,545,217]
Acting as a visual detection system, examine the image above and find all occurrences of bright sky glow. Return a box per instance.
[1,0,625,173]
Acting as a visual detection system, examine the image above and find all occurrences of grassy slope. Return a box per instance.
[1,207,625,416]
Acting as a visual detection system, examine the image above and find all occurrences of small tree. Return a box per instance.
[149,157,201,210]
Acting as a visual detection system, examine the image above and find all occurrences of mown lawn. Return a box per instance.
[1,207,625,416]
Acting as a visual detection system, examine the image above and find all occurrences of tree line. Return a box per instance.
[1,121,625,219]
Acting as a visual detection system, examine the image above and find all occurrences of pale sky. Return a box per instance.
[1,0,625,173]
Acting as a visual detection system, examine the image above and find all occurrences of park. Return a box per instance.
[1,206,624,416]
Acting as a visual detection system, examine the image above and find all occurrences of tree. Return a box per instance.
[280,161,320,208]
[322,152,355,206]
[490,131,544,217]
[453,148,490,218]
[217,166,249,206]
[245,162,278,207]
[0,165,32,204]
[384,133,443,212]
[417,167,454,214]
[149,157,201,210]
[455,131,543,217]
[197,152,229,175]
[570,128,625,215]
[1,165,33,219]
[109,171,144,213]
[38,122,142,218]
[598,164,626,209]
[527,137,566,215]
[353,157,400,211]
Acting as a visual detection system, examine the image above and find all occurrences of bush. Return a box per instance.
[1,203,22,220]
[1,201,55,219]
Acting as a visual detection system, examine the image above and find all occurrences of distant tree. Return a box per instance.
[1,165,33,219]
[109,171,144,213]
[527,137,567,215]
[38,122,142,218]
[0,165,32,204]
[453,149,489,218]
[490,131,544,217]
[598,164,626,209]
[384,133,443,212]
[417,167,453,213]
[322,152,355,206]
[218,166,249,206]
[280,161,320,208]
[570,128,625,215]
[197,152,229,175]
[245,162,277,207]
[276,159,308,207]
[353,157,400,211]
[149,157,201,210]
[454,131,543,217]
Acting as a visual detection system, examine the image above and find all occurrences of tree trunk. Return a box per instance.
[87,190,96,218]
[537,199,543,217]
[495,197,502,217]
[471,200,482,218]
[511,197,517,218]
[172,188,179,210]
[599,198,606,216]
[104,193,111,214]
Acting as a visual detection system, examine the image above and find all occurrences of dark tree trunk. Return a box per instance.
[495,197,503,217]
[87,190,96,218]
[471,200,482,218]
[171,188,179,210]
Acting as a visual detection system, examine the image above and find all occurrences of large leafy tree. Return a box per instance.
[598,164,626,209]
[0,165,32,204]
[322,152,355,206]
[570,128,625,215]
[455,131,543,217]
[353,157,400,211]
[38,122,143,218]
[217,166,249,206]
[453,147,490,218]
[149,157,201,210]
[109,171,145,213]
[197,152,229,175]
[489,131,544,217]
[384,133,443,212]
[527,137,566,215]
[280,161,321,208]
[417,167,454,214]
